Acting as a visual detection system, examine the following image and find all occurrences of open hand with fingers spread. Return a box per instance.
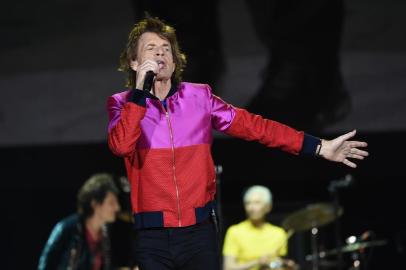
[318,130,369,168]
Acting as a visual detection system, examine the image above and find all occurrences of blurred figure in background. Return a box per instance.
[38,173,121,270]
[223,185,296,270]
[246,0,350,131]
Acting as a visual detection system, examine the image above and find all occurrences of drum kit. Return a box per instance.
[115,173,386,270]
[276,203,387,270]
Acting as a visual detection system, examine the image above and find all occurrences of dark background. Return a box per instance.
[1,0,405,269]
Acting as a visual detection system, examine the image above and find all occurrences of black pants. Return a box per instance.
[133,221,220,270]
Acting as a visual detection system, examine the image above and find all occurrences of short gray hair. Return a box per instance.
[243,185,273,205]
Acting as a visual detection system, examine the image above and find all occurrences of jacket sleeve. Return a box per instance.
[38,222,68,270]
[207,85,320,155]
[107,90,147,157]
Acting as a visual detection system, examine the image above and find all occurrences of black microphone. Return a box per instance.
[142,71,156,92]
[328,174,354,192]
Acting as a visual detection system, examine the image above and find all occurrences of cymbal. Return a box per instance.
[282,203,343,232]
[324,240,388,256]
[306,240,388,260]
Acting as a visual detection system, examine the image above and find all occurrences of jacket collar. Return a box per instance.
[143,82,179,101]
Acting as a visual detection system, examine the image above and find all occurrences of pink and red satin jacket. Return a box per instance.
[107,82,318,229]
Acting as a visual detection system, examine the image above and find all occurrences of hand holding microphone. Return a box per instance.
[135,59,158,91]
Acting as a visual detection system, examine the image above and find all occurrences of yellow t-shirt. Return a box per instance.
[223,220,288,269]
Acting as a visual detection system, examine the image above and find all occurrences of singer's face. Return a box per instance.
[135,32,176,81]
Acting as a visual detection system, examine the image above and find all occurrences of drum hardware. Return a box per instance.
[305,239,387,270]
[263,258,300,270]
[282,203,343,270]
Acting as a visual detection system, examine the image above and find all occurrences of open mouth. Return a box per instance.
[157,60,166,70]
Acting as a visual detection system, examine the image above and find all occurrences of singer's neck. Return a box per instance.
[152,79,171,101]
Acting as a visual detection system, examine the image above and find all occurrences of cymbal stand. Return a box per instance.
[349,251,361,270]
[328,181,345,270]
[311,226,319,270]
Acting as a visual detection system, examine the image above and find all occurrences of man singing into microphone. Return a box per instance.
[107,17,368,270]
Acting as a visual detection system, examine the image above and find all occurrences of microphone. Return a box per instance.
[328,174,354,192]
[142,71,156,92]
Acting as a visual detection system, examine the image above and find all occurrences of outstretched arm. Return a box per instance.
[207,85,368,166]
[318,130,368,168]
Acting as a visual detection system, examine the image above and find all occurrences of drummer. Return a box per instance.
[223,185,290,270]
